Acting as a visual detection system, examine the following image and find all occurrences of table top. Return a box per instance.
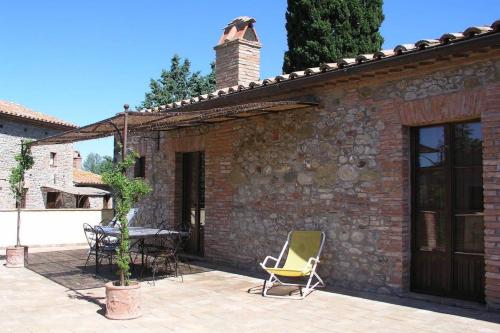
[98,226,187,239]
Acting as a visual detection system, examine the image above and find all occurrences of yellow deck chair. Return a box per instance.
[260,231,326,299]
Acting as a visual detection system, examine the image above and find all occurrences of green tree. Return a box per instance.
[139,54,215,109]
[283,0,384,73]
[102,151,151,286]
[83,153,113,175]
[8,140,35,246]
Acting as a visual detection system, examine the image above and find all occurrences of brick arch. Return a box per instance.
[399,90,485,126]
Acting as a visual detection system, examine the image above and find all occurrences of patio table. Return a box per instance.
[94,226,187,275]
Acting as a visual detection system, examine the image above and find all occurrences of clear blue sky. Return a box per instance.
[1,1,498,160]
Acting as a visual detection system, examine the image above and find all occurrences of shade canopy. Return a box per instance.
[32,100,317,146]
[41,185,110,196]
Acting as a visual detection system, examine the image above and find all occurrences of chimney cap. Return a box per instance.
[225,16,255,28]
[216,16,260,47]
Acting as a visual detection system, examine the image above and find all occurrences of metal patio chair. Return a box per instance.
[83,224,117,271]
[83,223,98,270]
[260,231,326,299]
[142,230,182,284]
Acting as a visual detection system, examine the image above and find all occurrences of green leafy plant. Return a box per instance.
[8,140,35,247]
[138,54,215,109]
[102,151,151,286]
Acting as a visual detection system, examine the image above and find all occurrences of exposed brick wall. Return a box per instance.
[215,39,261,89]
[129,54,500,308]
[482,81,500,310]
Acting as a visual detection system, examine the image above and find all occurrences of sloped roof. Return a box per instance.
[141,20,500,113]
[42,184,109,196]
[31,19,500,147]
[0,100,77,129]
[73,168,104,185]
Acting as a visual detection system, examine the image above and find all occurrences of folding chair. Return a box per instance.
[260,231,326,299]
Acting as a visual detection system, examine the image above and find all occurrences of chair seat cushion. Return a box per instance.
[264,267,311,277]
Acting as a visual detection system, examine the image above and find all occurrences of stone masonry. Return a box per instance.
[0,118,74,209]
[129,46,500,310]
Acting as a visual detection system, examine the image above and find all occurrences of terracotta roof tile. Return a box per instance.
[304,67,321,75]
[415,39,440,49]
[463,26,492,38]
[0,100,76,128]
[373,49,395,59]
[289,71,305,79]
[73,168,104,185]
[140,20,499,113]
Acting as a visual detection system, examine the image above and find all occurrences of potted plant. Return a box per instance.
[101,151,151,320]
[6,140,34,268]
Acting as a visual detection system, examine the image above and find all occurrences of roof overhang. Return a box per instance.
[31,100,317,146]
[41,185,110,196]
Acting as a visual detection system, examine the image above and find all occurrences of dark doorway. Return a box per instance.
[411,121,484,302]
[179,152,205,256]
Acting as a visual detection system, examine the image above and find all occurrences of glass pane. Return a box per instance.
[418,126,445,168]
[455,215,484,253]
[455,167,483,212]
[454,122,482,166]
[416,210,446,252]
[417,170,445,209]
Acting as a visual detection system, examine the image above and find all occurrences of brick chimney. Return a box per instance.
[214,16,261,89]
[73,151,82,169]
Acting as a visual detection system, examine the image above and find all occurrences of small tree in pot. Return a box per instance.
[6,140,34,268]
[101,151,151,320]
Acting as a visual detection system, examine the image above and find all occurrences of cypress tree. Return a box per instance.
[283,0,384,73]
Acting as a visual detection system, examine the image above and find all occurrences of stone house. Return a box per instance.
[0,100,109,209]
[35,17,500,310]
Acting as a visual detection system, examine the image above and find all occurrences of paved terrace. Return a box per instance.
[1,247,499,333]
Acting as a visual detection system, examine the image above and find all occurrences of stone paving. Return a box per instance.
[1,247,499,333]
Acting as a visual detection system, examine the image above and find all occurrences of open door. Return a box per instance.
[180,152,205,256]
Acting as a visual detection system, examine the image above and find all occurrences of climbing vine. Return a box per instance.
[102,151,151,286]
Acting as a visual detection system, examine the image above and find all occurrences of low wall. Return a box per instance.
[0,209,114,248]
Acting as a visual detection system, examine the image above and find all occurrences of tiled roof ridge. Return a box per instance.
[141,19,499,113]
[0,100,77,128]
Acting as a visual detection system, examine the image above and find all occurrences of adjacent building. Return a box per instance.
[0,100,109,209]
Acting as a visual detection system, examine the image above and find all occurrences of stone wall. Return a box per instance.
[129,54,500,307]
[0,118,74,209]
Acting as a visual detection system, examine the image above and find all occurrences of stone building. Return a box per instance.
[35,18,500,310]
[0,100,109,209]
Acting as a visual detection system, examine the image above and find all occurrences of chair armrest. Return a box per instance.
[261,256,279,268]
[306,257,320,267]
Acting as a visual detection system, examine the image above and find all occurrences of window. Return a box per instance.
[46,192,62,208]
[50,152,56,166]
[134,156,146,178]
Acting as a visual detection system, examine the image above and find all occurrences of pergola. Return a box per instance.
[31,100,318,154]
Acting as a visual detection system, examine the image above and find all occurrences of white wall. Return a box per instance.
[0,209,113,248]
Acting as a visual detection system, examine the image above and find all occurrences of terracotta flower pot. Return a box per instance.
[5,246,25,268]
[105,281,141,320]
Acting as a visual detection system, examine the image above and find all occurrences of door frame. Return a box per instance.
[410,119,485,302]
[179,151,205,256]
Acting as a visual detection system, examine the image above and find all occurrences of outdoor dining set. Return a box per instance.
[82,210,190,284]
